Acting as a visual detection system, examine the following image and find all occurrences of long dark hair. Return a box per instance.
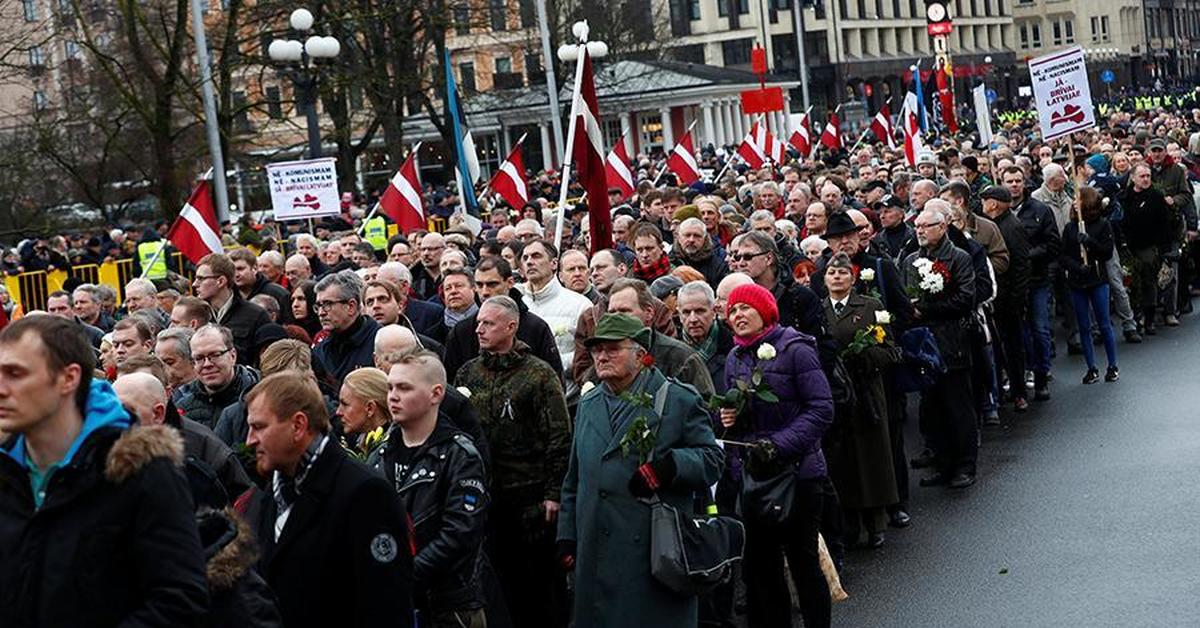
[1076,186,1104,222]
[291,279,322,336]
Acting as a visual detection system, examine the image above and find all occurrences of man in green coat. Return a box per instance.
[455,295,571,626]
[558,314,723,628]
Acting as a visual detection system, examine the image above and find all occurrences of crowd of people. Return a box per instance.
[2,99,1199,628]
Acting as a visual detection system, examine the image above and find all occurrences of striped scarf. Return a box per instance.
[273,433,330,513]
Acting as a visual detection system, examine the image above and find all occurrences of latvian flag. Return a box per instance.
[666,131,701,185]
[168,180,223,264]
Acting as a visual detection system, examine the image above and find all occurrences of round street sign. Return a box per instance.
[1101,69,1116,83]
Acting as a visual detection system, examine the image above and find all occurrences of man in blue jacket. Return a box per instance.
[0,315,209,626]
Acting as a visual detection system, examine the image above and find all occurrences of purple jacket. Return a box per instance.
[724,325,834,480]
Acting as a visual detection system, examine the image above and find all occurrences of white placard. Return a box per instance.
[1028,46,1095,141]
[266,158,341,221]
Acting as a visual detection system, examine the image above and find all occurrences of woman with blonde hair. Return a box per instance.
[337,367,391,460]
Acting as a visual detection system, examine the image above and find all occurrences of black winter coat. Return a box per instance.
[197,508,282,627]
[770,275,839,374]
[244,438,415,628]
[245,273,293,324]
[441,288,562,383]
[1060,218,1115,290]
[382,418,489,614]
[991,209,1032,315]
[313,315,381,387]
[669,243,729,289]
[406,298,448,342]
[1013,196,1062,287]
[218,292,273,366]
[174,364,260,430]
[810,249,915,330]
[902,236,977,370]
[1120,185,1175,250]
[0,424,209,627]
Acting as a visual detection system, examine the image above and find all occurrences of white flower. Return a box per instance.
[456,386,472,398]
[875,310,892,324]
[580,381,596,394]
[756,344,777,361]
[913,257,933,271]
[859,268,876,282]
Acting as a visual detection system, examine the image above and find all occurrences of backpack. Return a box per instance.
[895,327,946,393]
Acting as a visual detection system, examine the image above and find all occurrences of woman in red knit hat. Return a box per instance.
[721,282,834,628]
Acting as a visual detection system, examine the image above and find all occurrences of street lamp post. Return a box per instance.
[268,9,340,159]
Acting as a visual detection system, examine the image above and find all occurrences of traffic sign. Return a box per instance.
[1100,69,1116,83]
[986,89,998,104]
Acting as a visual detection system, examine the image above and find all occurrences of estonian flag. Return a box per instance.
[444,49,482,234]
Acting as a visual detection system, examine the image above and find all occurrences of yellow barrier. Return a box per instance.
[2,253,188,312]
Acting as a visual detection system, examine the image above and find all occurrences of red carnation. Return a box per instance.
[640,353,656,368]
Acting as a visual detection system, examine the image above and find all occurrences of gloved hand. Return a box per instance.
[1077,231,1091,246]
[745,439,782,479]
[557,540,577,571]
[628,454,678,498]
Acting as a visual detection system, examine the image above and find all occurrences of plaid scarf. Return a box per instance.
[273,433,330,513]
[632,253,671,282]
[687,322,721,363]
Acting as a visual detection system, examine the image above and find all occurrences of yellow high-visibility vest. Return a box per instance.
[364,216,388,251]
[137,241,167,279]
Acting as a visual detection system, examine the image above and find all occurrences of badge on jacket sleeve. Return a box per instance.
[370,533,398,563]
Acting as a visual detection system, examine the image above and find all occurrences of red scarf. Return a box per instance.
[632,254,671,282]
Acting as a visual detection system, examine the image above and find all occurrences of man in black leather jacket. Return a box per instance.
[383,349,489,628]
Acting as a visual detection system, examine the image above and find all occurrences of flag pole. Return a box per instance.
[358,142,422,236]
[652,119,699,187]
[553,38,590,251]
[710,112,762,183]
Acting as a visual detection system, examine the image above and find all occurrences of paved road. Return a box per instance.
[832,321,1200,627]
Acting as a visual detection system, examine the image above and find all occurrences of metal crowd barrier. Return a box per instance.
[2,253,187,312]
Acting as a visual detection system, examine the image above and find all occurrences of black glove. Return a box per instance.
[557,540,576,571]
[1077,231,1091,246]
[745,439,782,479]
[628,454,678,498]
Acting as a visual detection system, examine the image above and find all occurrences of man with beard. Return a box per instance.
[670,218,728,288]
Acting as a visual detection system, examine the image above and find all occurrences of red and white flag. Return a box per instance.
[788,113,812,158]
[901,93,925,167]
[736,122,769,168]
[605,138,635,200]
[379,149,426,234]
[167,180,223,265]
[819,111,842,151]
[490,141,528,211]
[870,102,896,149]
[765,129,785,164]
[666,130,701,185]
[569,49,613,251]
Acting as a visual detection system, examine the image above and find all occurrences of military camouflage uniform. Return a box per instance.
[454,340,571,626]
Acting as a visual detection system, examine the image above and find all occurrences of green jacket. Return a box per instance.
[455,341,571,502]
[557,367,723,628]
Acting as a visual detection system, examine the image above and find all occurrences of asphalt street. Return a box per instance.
[831,320,1200,628]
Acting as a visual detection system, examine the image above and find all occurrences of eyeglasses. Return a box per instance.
[315,298,353,311]
[730,251,769,263]
[914,222,944,230]
[193,348,232,365]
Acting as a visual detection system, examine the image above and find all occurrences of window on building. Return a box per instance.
[265,86,283,119]
[1030,22,1041,47]
[233,91,250,132]
[670,0,692,35]
[690,0,702,19]
[718,0,727,17]
[23,0,36,21]
[33,90,48,110]
[1051,19,1062,45]
[526,47,543,84]
[495,57,512,74]
[29,46,44,67]
[722,37,753,65]
[738,0,749,14]
[519,0,535,27]
[459,62,476,93]
[1055,18,1073,44]
[490,0,507,31]
[454,6,470,35]
[1100,16,1109,42]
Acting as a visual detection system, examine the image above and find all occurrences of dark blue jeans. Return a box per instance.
[1071,284,1118,370]
[1023,285,1053,375]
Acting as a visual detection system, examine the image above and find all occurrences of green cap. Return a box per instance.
[585,313,651,349]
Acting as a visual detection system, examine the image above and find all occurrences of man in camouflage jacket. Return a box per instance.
[454,295,571,627]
